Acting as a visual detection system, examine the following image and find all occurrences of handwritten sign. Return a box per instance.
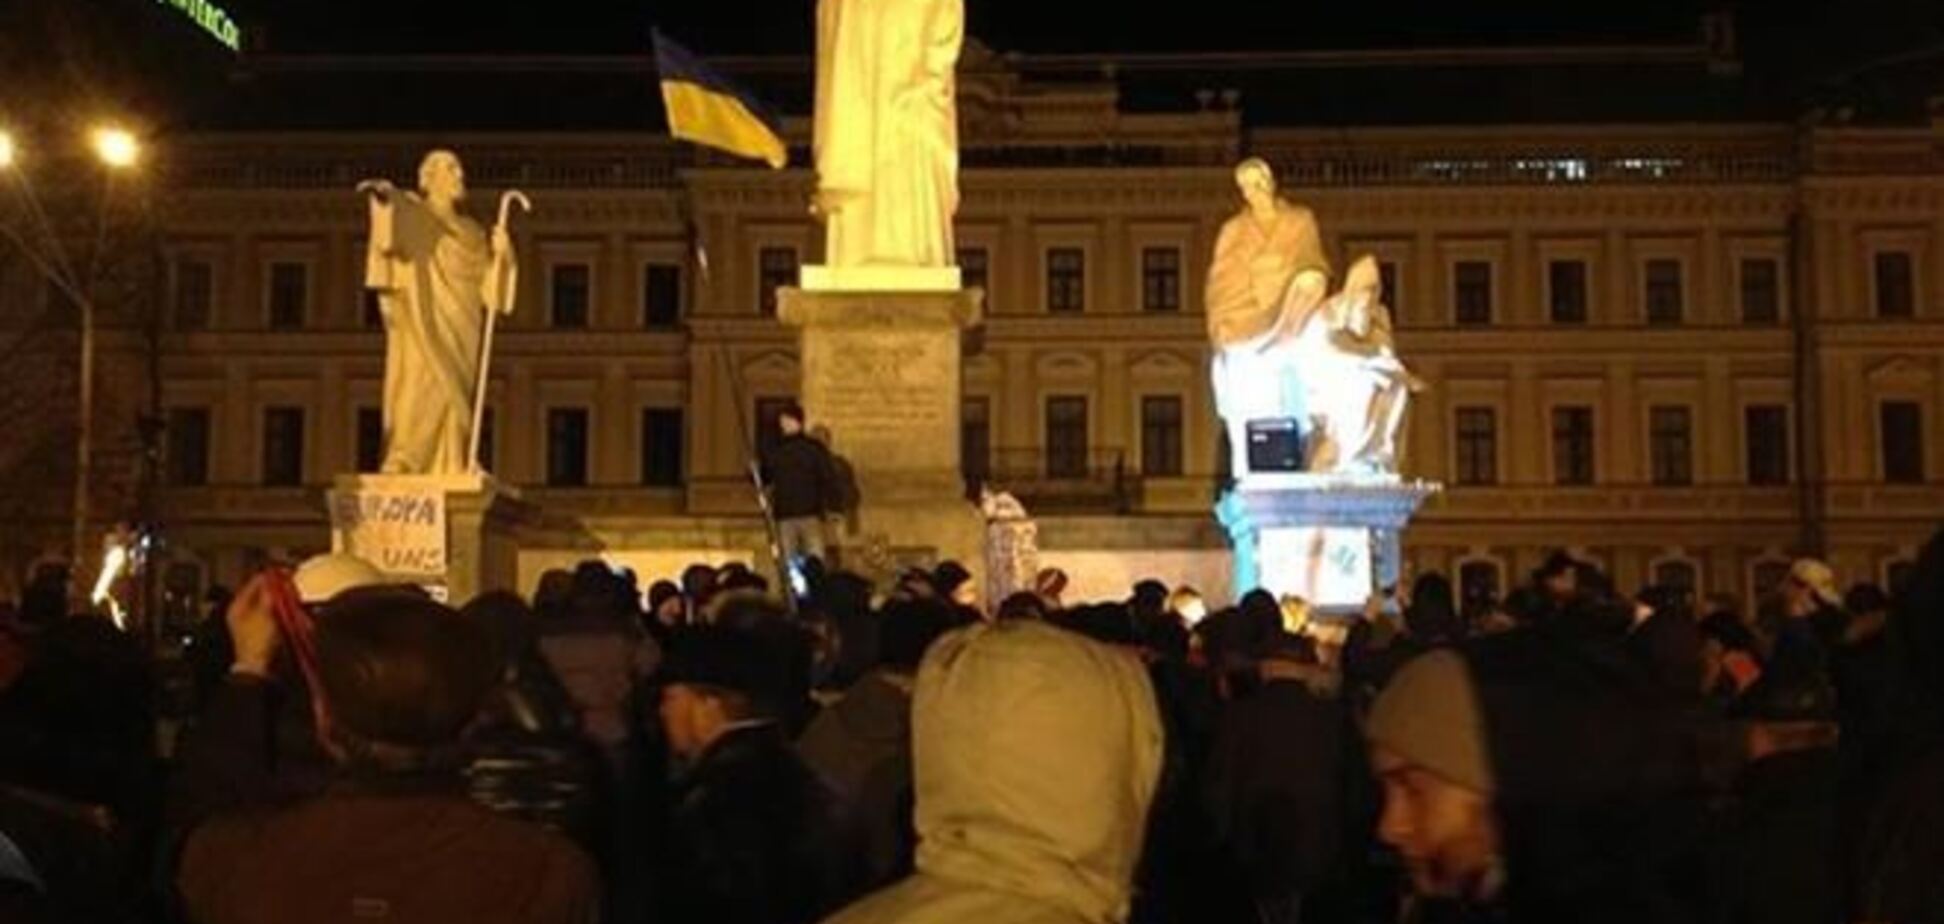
[330,486,448,579]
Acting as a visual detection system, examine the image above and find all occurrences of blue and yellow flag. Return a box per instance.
[653,30,787,170]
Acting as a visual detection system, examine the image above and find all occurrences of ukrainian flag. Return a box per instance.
[653,30,788,170]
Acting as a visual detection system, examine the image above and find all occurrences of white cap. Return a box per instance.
[292,553,387,605]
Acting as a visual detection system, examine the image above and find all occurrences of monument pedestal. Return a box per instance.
[1217,473,1439,615]
[326,473,536,603]
[779,283,985,586]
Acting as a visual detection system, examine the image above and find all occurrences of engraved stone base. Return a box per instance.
[800,264,962,293]
[1216,476,1441,615]
[327,472,537,604]
[779,285,986,588]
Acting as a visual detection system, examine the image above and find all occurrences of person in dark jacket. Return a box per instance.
[1710,662,1842,924]
[798,597,958,889]
[173,578,599,924]
[1205,631,1369,924]
[762,402,842,572]
[1367,619,1705,924]
[656,621,861,924]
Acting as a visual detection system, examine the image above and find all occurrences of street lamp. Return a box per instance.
[0,131,14,169]
[91,126,140,170]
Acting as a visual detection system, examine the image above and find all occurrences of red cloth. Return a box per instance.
[262,570,333,741]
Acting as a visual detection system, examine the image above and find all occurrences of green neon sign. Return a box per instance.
[156,0,241,52]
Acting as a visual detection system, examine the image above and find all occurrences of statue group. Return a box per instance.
[1206,158,1424,480]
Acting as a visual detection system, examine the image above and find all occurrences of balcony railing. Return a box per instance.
[968,447,1134,514]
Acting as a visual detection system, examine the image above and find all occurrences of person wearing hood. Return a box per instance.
[821,619,1162,924]
[798,597,960,889]
[1366,631,1703,924]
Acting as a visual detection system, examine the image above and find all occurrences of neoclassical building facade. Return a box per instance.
[14,38,1944,613]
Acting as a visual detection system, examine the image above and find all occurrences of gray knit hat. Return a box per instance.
[1366,649,1495,793]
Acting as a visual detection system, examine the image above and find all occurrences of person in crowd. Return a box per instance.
[655,618,861,924]
[1366,627,1703,922]
[820,619,1161,924]
[1034,566,1070,613]
[1698,612,1764,707]
[459,591,602,849]
[798,597,959,890]
[995,590,1050,622]
[1627,584,1703,704]
[1204,631,1369,924]
[1531,550,1581,613]
[680,563,721,621]
[1711,659,1842,924]
[1763,558,1844,661]
[1852,528,1944,922]
[536,563,658,777]
[646,580,685,635]
[931,561,979,614]
[174,579,599,924]
[763,402,843,573]
[815,570,880,691]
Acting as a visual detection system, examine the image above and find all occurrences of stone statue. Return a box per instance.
[359,151,514,475]
[1293,256,1423,473]
[1206,158,1331,479]
[813,0,963,268]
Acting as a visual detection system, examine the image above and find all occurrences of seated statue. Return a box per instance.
[1206,158,1331,480]
[1292,256,1425,474]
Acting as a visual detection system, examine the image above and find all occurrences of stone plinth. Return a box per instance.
[1217,473,1440,615]
[327,473,535,604]
[778,285,986,585]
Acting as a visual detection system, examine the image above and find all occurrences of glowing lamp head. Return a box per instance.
[0,131,14,169]
[91,127,140,169]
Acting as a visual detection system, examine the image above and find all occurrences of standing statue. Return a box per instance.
[1294,256,1424,473]
[813,0,964,268]
[1206,158,1331,479]
[359,151,516,475]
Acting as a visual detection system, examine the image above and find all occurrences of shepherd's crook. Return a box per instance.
[470,189,530,473]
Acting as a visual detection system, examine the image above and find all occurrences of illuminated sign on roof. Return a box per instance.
[157,0,241,52]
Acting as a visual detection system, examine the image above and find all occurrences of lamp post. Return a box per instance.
[69,125,141,590]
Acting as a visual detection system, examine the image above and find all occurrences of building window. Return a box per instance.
[1045,396,1089,478]
[1551,406,1595,486]
[165,407,210,486]
[1644,258,1684,325]
[1141,395,1185,476]
[962,396,990,487]
[174,258,212,331]
[261,406,305,486]
[267,262,308,331]
[1141,247,1182,313]
[477,407,496,473]
[361,290,384,329]
[640,407,685,487]
[550,263,590,329]
[1458,560,1503,609]
[1454,407,1498,486]
[1547,260,1588,325]
[1740,258,1780,324]
[1378,261,1402,318]
[355,406,383,473]
[958,247,989,293]
[1046,247,1085,314]
[1453,260,1492,326]
[1649,405,1694,486]
[546,408,590,487]
[1880,400,1925,484]
[1875,251,1915,319]
[1745,405,1790,485]
[754,396,794,463]
[758,247,798,317]
[643,263,682,328]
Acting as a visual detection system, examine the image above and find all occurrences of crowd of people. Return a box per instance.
[0,529,1941,924]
